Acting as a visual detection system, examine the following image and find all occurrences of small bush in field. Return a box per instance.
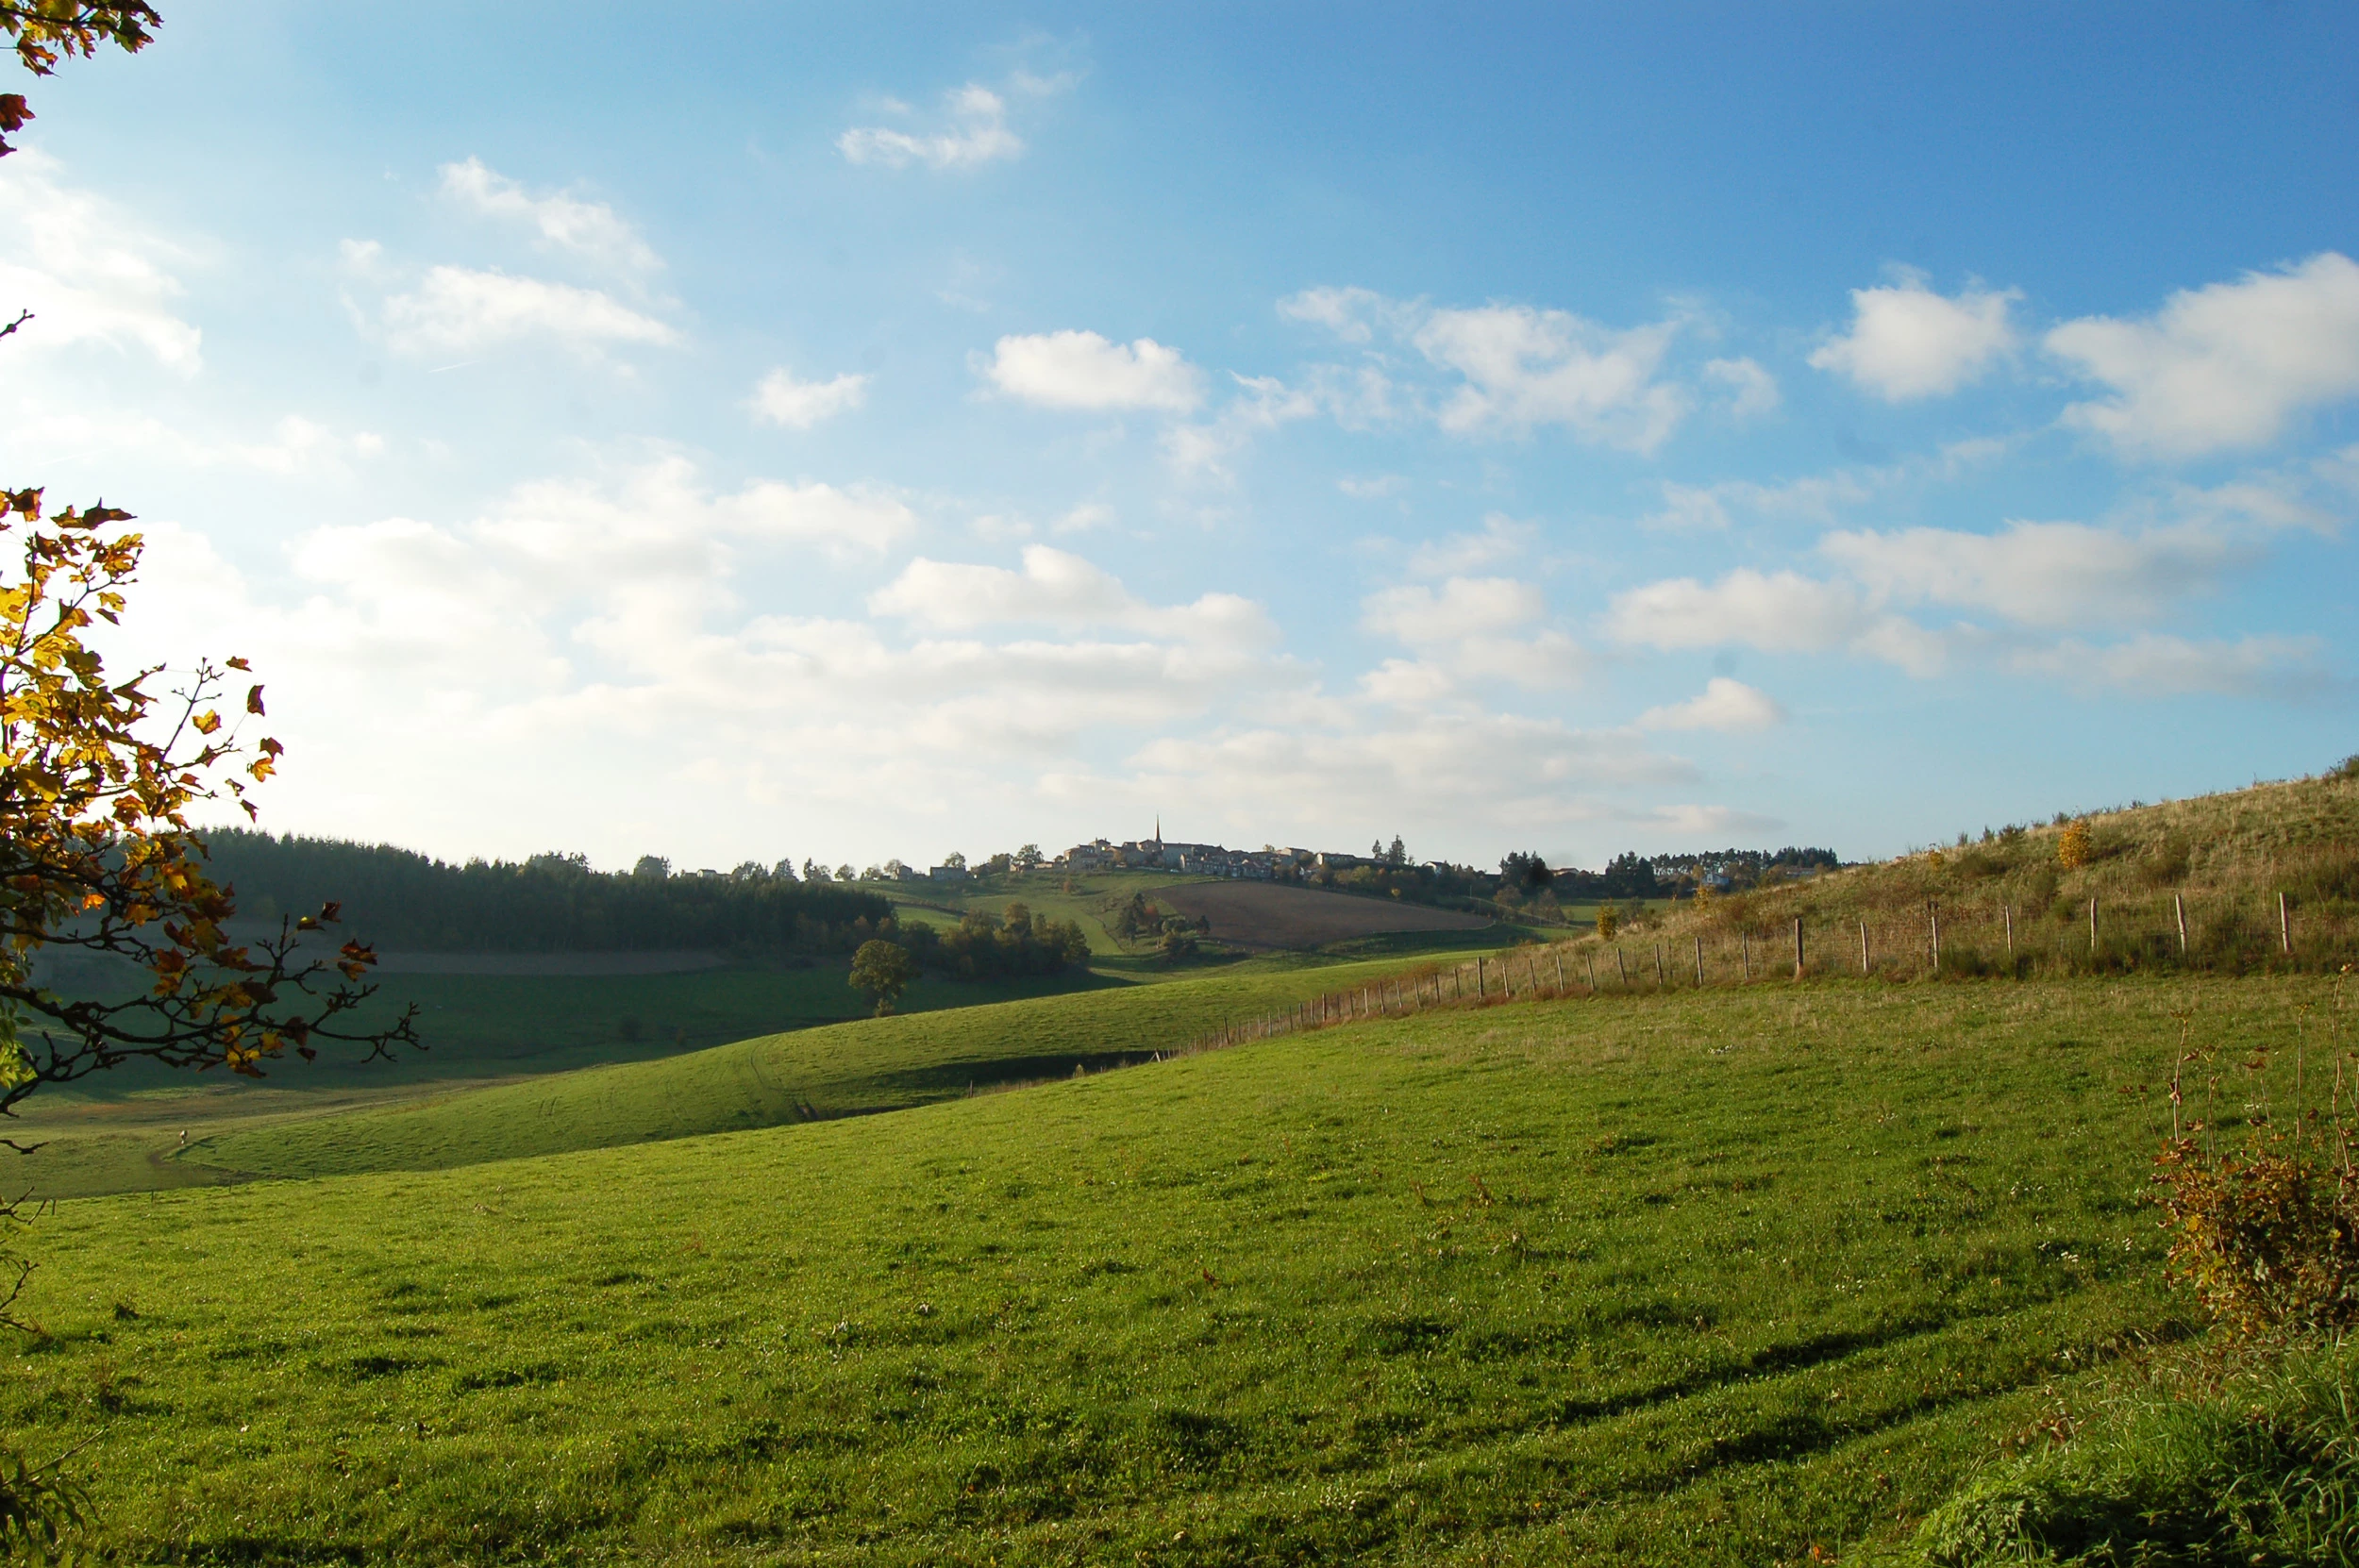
[2331,753,2359,781]
[2150,1137,2359,1337]
[2057,820,2094,870]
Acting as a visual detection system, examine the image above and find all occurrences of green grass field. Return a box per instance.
[2,960,1130,1202]
[7,970,2317,1564]
[179,954,1459,1185]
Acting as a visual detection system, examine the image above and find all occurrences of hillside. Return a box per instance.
[182,954,1443,1182]
[1576,768,2359,976]
[13,972,2328,1564]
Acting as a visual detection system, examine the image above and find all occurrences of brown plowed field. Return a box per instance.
[1156,881,1491,950]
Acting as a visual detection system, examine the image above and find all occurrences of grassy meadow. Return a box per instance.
[4,960,1128,1203]
[179,955,1461,1185]
[8,970,2329,1564]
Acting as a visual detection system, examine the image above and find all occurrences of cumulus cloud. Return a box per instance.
[2046,252,2359,459]
[1280,284,1697,452]
[380,266,678,357]
[2015,633,2332,699]
[749,366,869,429]
[1405,514,1538,576]
[1819,518,2247,628]
[0,148,202,373]
[1809,273,2018,400]
[1636,677,1786,732]
[1413,304,1688,450]
[1604,569,1869,654]
[1127,712,1697,841]
[981,329,1204,412]
[1703,356,1781,419]
[868,545,1276,646]
[438,158,661,275]
[1277,285,1391,343]
[1362,576,1585,693]
[1163,373,1322,478]
[1363,576,1543,644]
[838,84,1024,170]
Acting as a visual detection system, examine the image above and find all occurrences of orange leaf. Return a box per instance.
[192,709,221,735]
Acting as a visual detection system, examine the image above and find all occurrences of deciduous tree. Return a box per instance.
[848,939,913,1016]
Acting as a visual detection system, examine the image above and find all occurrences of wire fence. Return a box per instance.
[1169,888,2355,1059]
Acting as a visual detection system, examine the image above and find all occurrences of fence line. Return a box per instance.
[1165,888,2352,1061]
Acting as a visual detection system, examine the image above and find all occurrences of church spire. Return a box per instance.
[1154,813,1163,845]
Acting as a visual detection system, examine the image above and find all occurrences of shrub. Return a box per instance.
[1897,1344,2359,1567]
[2150,1138,2359,1337]
[1596,907,1619,941]
[2331,753,2359,781]
[2057,820,2094,870]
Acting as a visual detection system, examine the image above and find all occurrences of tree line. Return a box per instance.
[198,830,893,954]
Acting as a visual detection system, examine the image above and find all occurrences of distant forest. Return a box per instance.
[198,830,893,954]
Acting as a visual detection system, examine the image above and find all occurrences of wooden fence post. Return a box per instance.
[1694,935,1704,986]
[1654,943,1665,986]
[1554,952,1565,992]
[2281,892,2292,956]
[2089,897,2100,956]
[1930,902,1942,972]
[2175,892,2187,956]
[1616,947,1628,987]
[1477,958,1486,998]
[2003,904,2014,955]
[1860,919,1869,976]
[1586,952,1598,990]
[1793,916,1804,978]
[1741,931,1751,981]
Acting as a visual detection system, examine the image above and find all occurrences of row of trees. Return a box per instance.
[202,831,893,954]
[846,905,1092,1013]
[893,903,1089,980]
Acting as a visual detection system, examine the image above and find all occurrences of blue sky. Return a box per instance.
[2,1,2353,872]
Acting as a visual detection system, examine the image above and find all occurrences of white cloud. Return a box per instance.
[869,545,1275,646]
[982,329,1204,412]
[1362,576,1585,692]
[1413,304,1688,450]
[1277,285,1391,343]
[1163,373,1321,479]
[0,148,202,373]
[438,158,661,275]
[839,84,1023,170]
[1636,676,1786,732]
[2046,252,2359,459]
[1703,356,1781,419]
[2016,633,2332,698]
[1127,711,1697,840]
[1283,285,1694,451]
[1809,273,2017,400]
[1603,569,1868,653]
[1819,518,2245,628]
[1363,576,1544,644]
[1338,474,1407,500]
[1640,470,1878,532]
[749,366,869,429]
[380,266,678,358]
[1406,514,1538,576]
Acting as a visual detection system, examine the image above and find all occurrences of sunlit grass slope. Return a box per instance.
[1631,767,2359,965]
[14,975,2317,1565]
[5,962,1129,1201]
[190,955,1431,1181]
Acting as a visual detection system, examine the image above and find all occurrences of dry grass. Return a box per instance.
[1573,770,2359,981]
